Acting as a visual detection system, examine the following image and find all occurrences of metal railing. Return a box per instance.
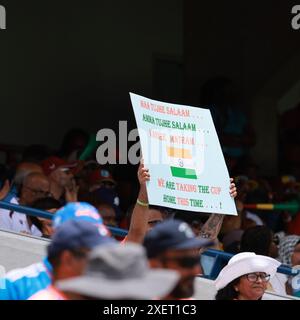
[0,200,128,237]
[0,200,298,278]
[202,248,298,279]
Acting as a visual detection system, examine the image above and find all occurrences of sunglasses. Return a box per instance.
[161,255,200,268]
[246,273,270,283]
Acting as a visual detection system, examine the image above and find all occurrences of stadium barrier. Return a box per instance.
[0,200,128,237]
[0,200,298,279]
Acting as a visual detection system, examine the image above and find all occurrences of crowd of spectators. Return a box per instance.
[0,125,299,300]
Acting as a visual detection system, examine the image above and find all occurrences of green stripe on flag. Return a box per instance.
[170,167,197,180]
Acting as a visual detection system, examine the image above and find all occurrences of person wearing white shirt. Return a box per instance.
[0,172,50,237]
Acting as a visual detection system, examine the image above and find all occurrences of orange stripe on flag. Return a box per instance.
[166,147,192,159]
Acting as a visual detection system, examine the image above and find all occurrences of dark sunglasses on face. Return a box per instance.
[162,255,200,268]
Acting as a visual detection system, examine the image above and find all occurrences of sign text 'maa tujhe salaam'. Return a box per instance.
[140,100,190,117]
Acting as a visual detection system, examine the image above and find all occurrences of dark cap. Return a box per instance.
[93,187,121,219]
[48,219,115,257]
[144,219,213,258]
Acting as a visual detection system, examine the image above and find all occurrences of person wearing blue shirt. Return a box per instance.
[0,202,109,300]
[1,258,53,300]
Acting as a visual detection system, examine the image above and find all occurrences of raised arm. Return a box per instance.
[126,161,150,244]
[199,178,237,240]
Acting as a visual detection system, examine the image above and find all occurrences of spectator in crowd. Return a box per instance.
[4,162,43,202]
[239,226,287,295]
[286,240,300,297]
[88,186,122,223]
[125,204,172,235]
[19,173,50,207]
[0,172,50,236]
[87,168,123,221]
[32,243,179,300]
[145,206,174,229]
[0,202,109,300]
[174,211,208,237]
[240,226,278,258]
[28,219,116,300]
[88,168,117,192]
[94,202,117,227]
[221,175,256,236]
[30,197,62,238]
[215,252,280,300]
[144,219,212,300]
[278,235,300,266]
[41,156,79,203]
[291,240,300,266]
[75,161,99,199]
[220,199,244,254]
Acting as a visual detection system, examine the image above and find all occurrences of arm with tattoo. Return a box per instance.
[199,214,225,240]
[199,178,237,240]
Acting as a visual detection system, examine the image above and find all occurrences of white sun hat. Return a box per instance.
[214,252,281,290]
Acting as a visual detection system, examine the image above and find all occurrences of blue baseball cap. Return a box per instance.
[144,219,213,258]
[48,219,116,258]
[53,202,110,236]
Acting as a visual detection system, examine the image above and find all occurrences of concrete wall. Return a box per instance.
[0,229,48,272]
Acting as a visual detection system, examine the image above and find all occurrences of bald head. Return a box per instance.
[21,173,50,206]
[14,162,43,188]
[23,172,48,186]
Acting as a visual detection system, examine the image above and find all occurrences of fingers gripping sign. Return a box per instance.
[229,178,237,199]
[138,159,150,186]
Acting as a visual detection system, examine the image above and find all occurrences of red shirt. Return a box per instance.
[29,285,67,300]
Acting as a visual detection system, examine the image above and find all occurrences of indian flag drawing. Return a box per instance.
[166,133,204,180]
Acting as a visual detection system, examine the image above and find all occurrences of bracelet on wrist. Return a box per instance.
[136,199,149,207]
